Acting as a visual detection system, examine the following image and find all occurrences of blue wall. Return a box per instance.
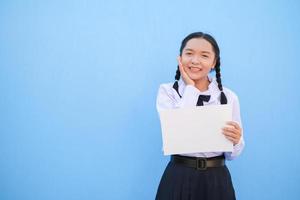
[1,0,300,199]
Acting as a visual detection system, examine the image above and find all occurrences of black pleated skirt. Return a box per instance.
[155,159,236,200]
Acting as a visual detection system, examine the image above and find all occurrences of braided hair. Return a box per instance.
[174,32,227,104]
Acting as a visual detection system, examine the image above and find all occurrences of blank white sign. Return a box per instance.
[159,105,233,155]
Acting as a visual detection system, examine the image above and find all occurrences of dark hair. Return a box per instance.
[174,32,227,104]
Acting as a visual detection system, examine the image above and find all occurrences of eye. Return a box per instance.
[202,55,209,58]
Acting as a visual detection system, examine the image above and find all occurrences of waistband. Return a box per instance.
[171,155,225,170]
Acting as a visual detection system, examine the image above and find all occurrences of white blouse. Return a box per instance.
[156,77,245,160]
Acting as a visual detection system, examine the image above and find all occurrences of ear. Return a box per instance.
[177,56,182,65]
[211,58,217,70]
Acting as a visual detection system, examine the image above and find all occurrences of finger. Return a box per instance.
[178,59,188,78]
[222,131,239,140]
[177,57,183,72]
[223,132,241,145]
[177,56,183,67]
[224,135,238,144]
[222,127,239,136]
[223,132,240,143]
[226,121,240,130]
[223,129,241,141]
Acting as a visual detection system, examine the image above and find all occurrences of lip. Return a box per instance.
[188,66,202,71]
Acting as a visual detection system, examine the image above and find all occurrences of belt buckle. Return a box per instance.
[196,157,207,170]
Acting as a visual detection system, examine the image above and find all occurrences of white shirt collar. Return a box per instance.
[177,76,221,103]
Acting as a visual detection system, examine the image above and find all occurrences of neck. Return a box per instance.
[194,77,210,92]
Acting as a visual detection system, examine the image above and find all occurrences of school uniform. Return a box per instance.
[155,77,245,200]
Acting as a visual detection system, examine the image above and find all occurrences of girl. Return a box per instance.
[155,32,245,200]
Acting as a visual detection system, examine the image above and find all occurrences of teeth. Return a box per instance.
[189,67,201,71]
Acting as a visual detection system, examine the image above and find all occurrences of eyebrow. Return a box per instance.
[184,49,212,54]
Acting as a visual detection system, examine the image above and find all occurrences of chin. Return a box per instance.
[187,73,203,81]
[193,77,209,84]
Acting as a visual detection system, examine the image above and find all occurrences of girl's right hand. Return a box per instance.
[177,56,195,86]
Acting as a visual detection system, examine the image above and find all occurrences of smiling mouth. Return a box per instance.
[188,67,202,72]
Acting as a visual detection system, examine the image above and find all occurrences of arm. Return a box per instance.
[223,95,245,160]
[156,84,200,112]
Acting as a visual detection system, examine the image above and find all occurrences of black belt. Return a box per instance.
[171,155,225,170]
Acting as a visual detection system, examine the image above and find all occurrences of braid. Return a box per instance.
[215,58,227,104]
[173,65,181,97]
[215,58,222,90]
[175,65,181,81]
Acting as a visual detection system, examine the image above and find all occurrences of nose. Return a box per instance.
[191,56,201,65]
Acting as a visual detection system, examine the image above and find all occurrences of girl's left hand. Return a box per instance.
[222,121,242,145]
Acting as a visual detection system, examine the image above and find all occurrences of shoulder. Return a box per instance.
[157,82,177,95]
[157,81,182,102]
[210,78,240,104]
[158,82,174,90]
[222,86,240,104]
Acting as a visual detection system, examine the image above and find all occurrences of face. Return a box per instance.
[180,38,216,82]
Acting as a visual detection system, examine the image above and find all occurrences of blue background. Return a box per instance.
[1,0,300,199]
